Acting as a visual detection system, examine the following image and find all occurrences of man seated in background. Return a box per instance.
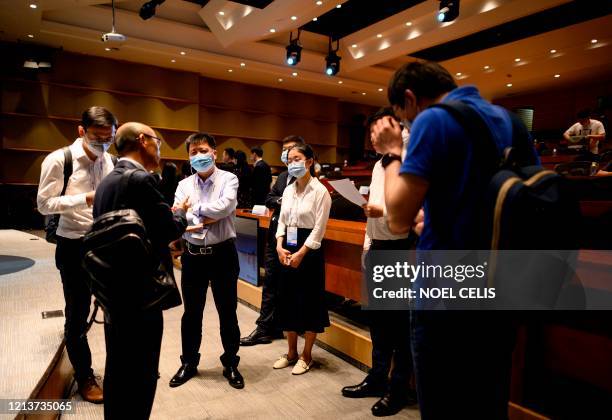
[564,109,606,157]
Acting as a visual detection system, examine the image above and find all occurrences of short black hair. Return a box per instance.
[577,109,591,119]
[185,132,216,152]
[81,106,118,130]
[287,143,316,176]
[366,107,397,128]
[281,135,305,146]
[387,61,457,109]
[224,147,236,158]
[251,146,263,157]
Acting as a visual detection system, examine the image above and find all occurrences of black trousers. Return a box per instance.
[366,237,414,394]
[180,241,241,367]
[256,218,282,332]
[103,309,163,420]
[55,236,94,383]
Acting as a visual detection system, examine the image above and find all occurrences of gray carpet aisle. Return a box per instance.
[0,230,419,419]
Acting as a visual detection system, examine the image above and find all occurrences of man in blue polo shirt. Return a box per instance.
[372,61,535,419]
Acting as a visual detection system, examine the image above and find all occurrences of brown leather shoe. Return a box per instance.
[79,376,104,404]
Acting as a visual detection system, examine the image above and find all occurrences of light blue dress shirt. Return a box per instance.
[174,167,239,246]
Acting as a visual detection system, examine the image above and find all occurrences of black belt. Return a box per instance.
[185,238,234,256]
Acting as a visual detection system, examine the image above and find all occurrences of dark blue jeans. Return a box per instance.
[411,311,516,420]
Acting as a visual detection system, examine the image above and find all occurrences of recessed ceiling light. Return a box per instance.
[27,34,34,38]
[351,44,357,48]
[312,17,318,21]
[338,80,343,84]
[228,69,233,72]
[269,28,276,33]
[292,72,298,76]
[362,92,366,95]
[483,65,490,70]
[591,39,597,44]
[240,62,246,67]
[278,78,283,82]
[218,11,225,16]
[171,59,176,63]
[29,4,37,9]
[180,51,186,55]
[554,74,560,78]
[405,22,412,26]
[105,47,111,51]
[376,34,382,38]
[316,0,323,5]
[506,83,513,87]
[378,88,383,92]
[514,58,521,62]
[336,4,341,8]
[550,49,557,54]
[456,72,462,76]
[291,16,297,21]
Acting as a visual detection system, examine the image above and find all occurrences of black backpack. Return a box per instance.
[44,147,72,243]
[81,169,182,313]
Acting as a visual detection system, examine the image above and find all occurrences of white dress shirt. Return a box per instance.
[364,160,409,250]
[276,177,331,250]
[564,119,605,154]
[174,167,239,246]
[37,137,115,239]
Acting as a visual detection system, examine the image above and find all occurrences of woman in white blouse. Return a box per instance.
[273,144,332,375]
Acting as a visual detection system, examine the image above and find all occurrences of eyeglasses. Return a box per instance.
[141,133,162,145]
[84,133,114,144]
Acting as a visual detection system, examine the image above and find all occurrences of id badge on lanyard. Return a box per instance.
[287,197,298,246]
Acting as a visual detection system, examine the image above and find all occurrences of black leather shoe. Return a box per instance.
[341,379,386,398]
[169,363,198,388]
[223,366,244,389]
[371,392,417,417]
[240,328,275,346]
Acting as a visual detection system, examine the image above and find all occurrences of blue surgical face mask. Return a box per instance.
[288,161,307,178]
[281,149,289,165]
[190,153,214,173]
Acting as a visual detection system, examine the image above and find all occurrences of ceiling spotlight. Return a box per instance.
[292,72,298,76]
[269,28,276,33]
[27,34,34,38]
[228,69,233,72]
[286,30,302,66]
[506,83,513,87]
[38,62,51,69]
[180,51,186,55]
[171,59,176,63]
[278,78,284,82]
[313,17,318,21]
[456,72,462,76]
[376,34,382,38]
[105,47,111,51]
[316,0,323,5]
[437,0,459,23]
[336,4,341,8]
[550,49,556,54]
[554,74,560,78]
[218,11,224,16]
[483,65,490,70]
[29,4,37,9]
[139,0,165,20]
[325,37,341,76]
[378,88,383,92]
[406,22,412,26]
[362,92,366,96]
[591,39,597,44]
[291,16,297,21]
[351,44,357,48]
[514,58,521,62]
[240,62,246,67]
[338,80,343,84]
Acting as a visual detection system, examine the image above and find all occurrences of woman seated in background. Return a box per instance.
[273,144,332,375]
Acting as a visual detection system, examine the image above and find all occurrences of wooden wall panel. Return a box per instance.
[0,151,47,185]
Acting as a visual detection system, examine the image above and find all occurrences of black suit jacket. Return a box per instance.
[252,159,272,205]
[93,160,187,268]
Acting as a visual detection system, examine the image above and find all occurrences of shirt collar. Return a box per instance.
[118,157,147,171]
[72,137,88,161]
[196,166,218,188]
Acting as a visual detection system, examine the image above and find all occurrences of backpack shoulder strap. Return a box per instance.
[60,146,73,196]
[112,168,140,209]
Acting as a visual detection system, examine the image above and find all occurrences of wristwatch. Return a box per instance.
[381,153,402,169]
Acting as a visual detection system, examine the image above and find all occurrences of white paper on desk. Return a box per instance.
[328,178,367,207]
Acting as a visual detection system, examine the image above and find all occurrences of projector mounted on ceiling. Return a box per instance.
[101,0,126,45]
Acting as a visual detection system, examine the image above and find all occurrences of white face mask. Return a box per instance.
[83,137,111,157]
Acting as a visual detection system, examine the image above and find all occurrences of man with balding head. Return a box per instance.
[93,122,187,419]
